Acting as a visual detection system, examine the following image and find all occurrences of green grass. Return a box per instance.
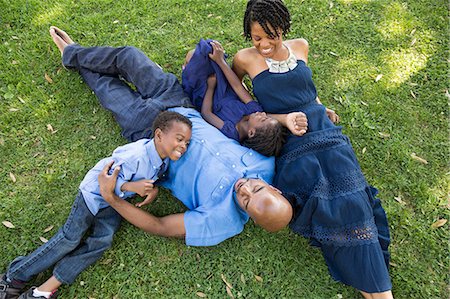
[0,0,448,298]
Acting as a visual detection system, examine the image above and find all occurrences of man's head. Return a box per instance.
[234,178,292,232]
[152,111,192,161]
[242,112,286,157]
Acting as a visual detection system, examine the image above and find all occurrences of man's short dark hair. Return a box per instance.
[243,120,286,156]
[151,111,192,136]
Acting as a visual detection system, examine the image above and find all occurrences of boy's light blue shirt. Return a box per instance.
[162,107,275,246]
[79,139,168,215]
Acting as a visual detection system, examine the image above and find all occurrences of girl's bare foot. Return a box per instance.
[49,26,74,55]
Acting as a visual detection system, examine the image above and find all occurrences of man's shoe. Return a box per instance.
[18,288,58,299]
[0,274,26,299]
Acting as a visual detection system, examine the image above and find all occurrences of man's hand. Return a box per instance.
[98,161,120,203]
[326,108,340,123]
[135,187,159,208]
[286,112,308,136]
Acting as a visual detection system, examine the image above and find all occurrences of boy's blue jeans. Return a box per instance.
[62,44,192,142]
[6,192,121,284]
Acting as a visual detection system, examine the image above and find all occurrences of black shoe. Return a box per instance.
[18,288,58,299]
[0,273,26,299]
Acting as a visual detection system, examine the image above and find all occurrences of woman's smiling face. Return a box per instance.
[249,21,284,59]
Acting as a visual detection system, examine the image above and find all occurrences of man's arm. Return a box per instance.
[98,161,186,238]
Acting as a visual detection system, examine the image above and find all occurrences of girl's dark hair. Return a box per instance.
[151,111,192,137]
[243,120,287,157]
[243,0,291,40]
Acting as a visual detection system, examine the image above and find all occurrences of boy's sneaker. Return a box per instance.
[18,288,58,299]
[0,273,26,299]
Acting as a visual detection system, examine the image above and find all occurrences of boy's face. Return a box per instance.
[247,112,278,134]
[155,122,192,161]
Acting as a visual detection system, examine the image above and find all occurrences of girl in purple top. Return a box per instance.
[182,39,307,156]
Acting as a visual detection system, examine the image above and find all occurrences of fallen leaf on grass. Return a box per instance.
[410,91,416,99]
[431,219,447,228]
[362,147,367,154]
[221,274,233,289]
[254,275,263,282]
[2,221,15,228]
[90,135,97,140]
[44,73,53,84]
[410,38,417,46]
[329,51,339,57]
[378,132,390,138]
[389,262,398,267]
[9,108,18,112]
[46,124,58,134]
[196,292,206,298]
[411,153,428,164]
[394,196,405,205]
[375,74,383,82]
[240,274,246,284]
[39,237,48,243]
[44,225,54,233]
[226,286,234,298]
[113,20,119,24]
[9,172,16,183]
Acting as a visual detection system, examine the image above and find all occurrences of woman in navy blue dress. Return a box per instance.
[232,1,393,298]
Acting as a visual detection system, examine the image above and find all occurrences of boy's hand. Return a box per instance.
[99,161,120,202]
[130,179,156,197]
[135,187,159,208]
[326,108,340,123]
[208,41,225,63]
[286,112,308,136]
[207,74,217,88]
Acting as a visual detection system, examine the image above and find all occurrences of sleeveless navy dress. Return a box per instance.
[252,59,392,292]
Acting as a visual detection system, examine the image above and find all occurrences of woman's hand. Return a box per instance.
[326,108,340,123]
[286,112,308,136]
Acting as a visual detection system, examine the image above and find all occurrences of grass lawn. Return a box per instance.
[0,0,448,298]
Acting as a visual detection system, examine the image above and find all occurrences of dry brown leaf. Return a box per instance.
[9,108,18,112]
[375,74,383,82]
[44,73,53,84]
[329,51,338,57]
[378,132,390,138]
[9,172,16,183]
[410,90,416,99]
[226,286,234,298]
[39,237,48,243]
[394,196,405,205]
[431,219,447,228]
[410,28,416,36]
[221,274,233,289]
[410,38,417,46]
[90,135,97,140]
[254,275,263,282]
[389,262,398,267]
[196,292,206,298]
[44,225,54,233]
[411,153,428,164]
[362,147,367,155]
[2,221,15,228]
[47,124,54,132]
[240,274,246,284]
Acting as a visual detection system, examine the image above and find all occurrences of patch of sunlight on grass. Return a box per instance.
[335,50,376,90]
[382,48,428,86]
[376,2,410,39]
[33,3,64,26]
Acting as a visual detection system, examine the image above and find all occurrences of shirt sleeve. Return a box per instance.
[183,209,245,246]
[243,101,263,114]
[111,159,139,198]
[220,120,240,141]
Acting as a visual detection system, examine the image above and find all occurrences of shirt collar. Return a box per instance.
[146,139,169,170]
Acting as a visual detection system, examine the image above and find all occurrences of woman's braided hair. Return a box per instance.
[243,0,291,40]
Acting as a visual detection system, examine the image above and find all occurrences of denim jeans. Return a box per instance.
[62,44,192,142]
[6,192,122,284]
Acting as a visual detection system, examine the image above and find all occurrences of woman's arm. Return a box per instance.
[209,41,253,104]
[316,97,340,123]
[268,112,308,136]
[201,74,225,129]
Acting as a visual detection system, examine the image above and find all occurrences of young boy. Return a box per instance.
[0,111,192,299]
[182,39,286,157]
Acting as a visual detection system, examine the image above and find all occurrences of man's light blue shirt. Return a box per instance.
[162,107,275,246]
[79,139,168,215]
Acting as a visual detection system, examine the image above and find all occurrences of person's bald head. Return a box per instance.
[234,178,292,232]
